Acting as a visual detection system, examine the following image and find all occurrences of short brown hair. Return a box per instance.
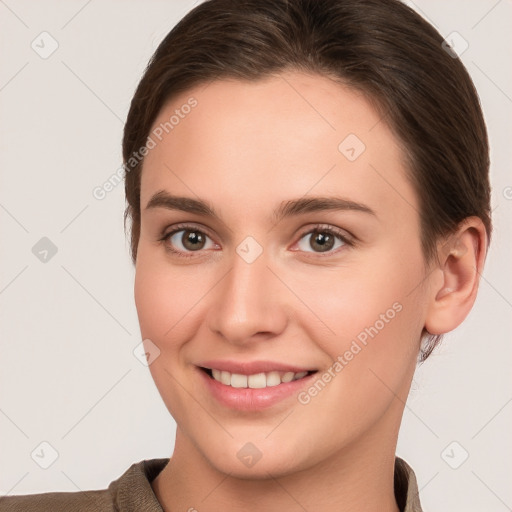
[123,0,492,360]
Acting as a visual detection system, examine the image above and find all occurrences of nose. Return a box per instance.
[206,248,288,346]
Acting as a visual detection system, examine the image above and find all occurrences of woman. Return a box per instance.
[1,0,492,510]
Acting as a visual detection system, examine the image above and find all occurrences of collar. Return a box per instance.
[111,456,423,511]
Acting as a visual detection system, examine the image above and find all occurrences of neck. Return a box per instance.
[152,403,403,512]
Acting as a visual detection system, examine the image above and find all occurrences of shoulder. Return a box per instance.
[0,458,169,512]
[0,488,113,512]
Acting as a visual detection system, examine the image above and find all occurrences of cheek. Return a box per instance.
[134,250,201,342]
[133,250,220,385]
[293,279,422,446]
[134,264,170,340]
[134,255,198,422]
[289,246,426,410]
[293,256,423,348]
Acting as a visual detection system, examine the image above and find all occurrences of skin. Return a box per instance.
[133,71,487,511]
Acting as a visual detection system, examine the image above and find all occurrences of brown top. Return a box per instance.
[0,456,423,511]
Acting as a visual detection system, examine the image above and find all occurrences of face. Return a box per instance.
[134,71,431,478]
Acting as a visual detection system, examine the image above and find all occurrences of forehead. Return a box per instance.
[140,71,418,227]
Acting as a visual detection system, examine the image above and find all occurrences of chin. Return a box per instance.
[193,433,321,481]
[207,450,302,480]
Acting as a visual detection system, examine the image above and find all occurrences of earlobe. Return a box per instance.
[424,217,488,336]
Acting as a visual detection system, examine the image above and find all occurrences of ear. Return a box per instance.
[424,217,488,335]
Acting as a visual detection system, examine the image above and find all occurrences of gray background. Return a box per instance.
[0,1,510,510]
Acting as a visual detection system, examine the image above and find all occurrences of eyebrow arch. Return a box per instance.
[144,190,376,222]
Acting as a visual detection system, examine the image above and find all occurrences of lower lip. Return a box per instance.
[198,368,316,411]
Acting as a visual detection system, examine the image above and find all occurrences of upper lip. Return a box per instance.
[198,360,317,375]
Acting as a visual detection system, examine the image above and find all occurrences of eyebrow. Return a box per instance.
[144,190,376,222]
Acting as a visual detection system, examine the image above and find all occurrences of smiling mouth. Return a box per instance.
[200,367,317,389]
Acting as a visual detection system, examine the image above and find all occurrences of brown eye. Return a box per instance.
[309,231,335,252]
[296,227,348,254]
[181,230,206,251]
[164,227,216,255]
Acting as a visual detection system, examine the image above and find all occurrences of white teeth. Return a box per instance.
[248,373,266,389]
[281,372,295,383]
[231,373,248,388]
[208,368,311,388]
[265,371,281,387]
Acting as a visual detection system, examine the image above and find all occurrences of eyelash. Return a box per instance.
[157,223,355,259]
